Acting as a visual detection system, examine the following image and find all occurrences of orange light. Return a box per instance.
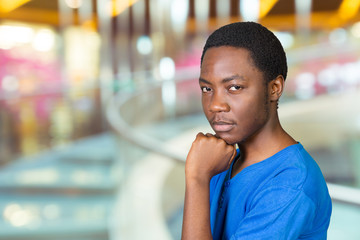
[259,0,279,19]
[338,0,360,20]
[112,0,140,17]
[0,0,31,13]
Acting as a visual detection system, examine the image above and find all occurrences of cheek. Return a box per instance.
[231,97,254,118]
[232,96,269,130]
[201,97,211,115]
[201,96,206,109]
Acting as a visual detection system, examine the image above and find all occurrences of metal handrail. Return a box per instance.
[327,183,360,206]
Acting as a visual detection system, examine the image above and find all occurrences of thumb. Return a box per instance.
[228,147,239,167]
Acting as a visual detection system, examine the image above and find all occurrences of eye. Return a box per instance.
[229,85,243,91]
[201,86,212,93]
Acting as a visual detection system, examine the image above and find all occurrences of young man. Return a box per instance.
[182,22,332,239]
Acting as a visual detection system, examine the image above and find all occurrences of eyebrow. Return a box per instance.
[199,74,247,84]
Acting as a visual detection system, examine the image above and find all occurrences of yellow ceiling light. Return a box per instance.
[259,0,279,19]
[338,0,360,20]
[0,0,31,13]
[111,0,140,17]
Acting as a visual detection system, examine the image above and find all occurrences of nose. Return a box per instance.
[209,92,230,112]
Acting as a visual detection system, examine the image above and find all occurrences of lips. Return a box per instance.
[211,120,235,132]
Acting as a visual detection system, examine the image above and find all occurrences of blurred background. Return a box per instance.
[0,0,360,239]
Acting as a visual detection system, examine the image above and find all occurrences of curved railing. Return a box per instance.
[107,84,187,163]
[106,66,205,161]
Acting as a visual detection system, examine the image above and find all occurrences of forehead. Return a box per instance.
[202,46,253,69]
[200,46,263,81]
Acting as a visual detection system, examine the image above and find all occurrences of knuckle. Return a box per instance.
[195,132,204,139]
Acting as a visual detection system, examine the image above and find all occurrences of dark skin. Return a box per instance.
[181,46,296,239]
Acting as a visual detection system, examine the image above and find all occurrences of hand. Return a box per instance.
[185,132,237,183]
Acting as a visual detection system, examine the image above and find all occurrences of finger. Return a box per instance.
[195,132,205,139]
[206,133,223,140]
[205,133,214,138]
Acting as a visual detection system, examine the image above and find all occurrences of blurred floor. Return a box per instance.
[0,133,120,240]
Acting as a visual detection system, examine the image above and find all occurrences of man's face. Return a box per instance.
[200,46,270,145]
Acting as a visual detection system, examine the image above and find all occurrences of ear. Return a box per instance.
[269,75,285,102]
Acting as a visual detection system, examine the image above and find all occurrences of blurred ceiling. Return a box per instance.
[0,0,59,26]
[0,0,359,31]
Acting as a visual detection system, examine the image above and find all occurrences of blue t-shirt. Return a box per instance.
[209,143,332,240]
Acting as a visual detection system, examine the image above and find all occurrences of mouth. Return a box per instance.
[211,120,235,132]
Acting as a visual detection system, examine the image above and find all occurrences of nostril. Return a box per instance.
[209,102,230,112]
[208,93,230,112]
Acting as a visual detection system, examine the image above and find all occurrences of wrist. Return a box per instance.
[185,171,211,187]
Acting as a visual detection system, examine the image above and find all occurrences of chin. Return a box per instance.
[225,139,239,145]
[216,132,239,145]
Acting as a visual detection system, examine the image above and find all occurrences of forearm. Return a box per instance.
[181,132,235,239]
[181,177,212,240]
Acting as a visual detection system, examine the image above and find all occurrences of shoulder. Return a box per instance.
[268,143,324,189]
[252,143,331,211]
[261,143,331,219]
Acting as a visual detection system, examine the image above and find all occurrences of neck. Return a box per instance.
[232,110,296,177]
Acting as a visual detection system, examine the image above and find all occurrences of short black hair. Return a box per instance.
[201,21,287,82]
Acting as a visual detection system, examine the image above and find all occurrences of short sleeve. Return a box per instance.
[229,187,317,240]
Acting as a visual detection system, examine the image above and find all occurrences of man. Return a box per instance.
[181,22,332,239]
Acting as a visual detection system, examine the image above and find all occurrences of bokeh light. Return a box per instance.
[159,57,175,81]
[136,35,153,55]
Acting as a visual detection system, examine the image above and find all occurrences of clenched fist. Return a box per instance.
[185,133,237,183]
